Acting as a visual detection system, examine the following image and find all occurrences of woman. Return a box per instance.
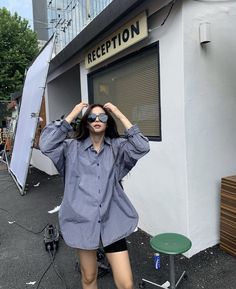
[39,102,150,289]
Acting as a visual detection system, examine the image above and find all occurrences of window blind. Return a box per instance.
[89,45,161,139]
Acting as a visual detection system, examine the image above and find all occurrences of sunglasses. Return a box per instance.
[87,113,108,123]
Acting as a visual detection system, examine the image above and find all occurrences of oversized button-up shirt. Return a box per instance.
[39,120,150,249]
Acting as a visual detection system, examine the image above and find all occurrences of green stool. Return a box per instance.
[140,233,192,289]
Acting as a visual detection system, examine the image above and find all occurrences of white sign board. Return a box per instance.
[85,11,148,69]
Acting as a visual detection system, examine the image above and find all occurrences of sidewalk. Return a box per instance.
[0,163,236,289]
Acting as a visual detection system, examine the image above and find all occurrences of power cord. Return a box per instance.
[0,207,49,234]
[36,224,69,289]
[36,252,55,289]
[0,207,68,287]
[148,0,176,32]
[48,249,68,287]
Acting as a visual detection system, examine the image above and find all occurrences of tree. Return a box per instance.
[0,8,39,101]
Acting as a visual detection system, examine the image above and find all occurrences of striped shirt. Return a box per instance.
[39,120,150,249]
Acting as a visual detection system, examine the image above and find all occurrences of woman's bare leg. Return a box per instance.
[77,249,98,289]
[106,250,134,289]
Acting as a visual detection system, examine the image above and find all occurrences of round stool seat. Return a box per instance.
[150,233,192,255]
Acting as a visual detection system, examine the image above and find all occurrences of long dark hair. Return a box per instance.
[75,104,120,140]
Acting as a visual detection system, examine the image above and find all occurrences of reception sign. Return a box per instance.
[85,11,148,69]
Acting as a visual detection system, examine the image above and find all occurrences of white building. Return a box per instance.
[31,0,236,257]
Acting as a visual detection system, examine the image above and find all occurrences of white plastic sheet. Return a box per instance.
[10,37,54,191]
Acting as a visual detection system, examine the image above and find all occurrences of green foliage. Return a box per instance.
[0,7,39,101]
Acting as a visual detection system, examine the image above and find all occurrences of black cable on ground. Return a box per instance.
[0,207,49,234]
[48,248,68,289]
[36,249,55,289]
[36,236,69,289]
[0,206,68,288]
[0,173,69,288]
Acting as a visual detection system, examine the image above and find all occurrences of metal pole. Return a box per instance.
[169,255,176,289]
[141,278,169,288]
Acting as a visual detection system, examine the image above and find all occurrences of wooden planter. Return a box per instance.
[220,175,236,257]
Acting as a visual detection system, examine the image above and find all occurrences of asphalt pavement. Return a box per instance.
[0,162,236,289]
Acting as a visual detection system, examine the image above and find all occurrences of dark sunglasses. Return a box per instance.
[87,113,108,123]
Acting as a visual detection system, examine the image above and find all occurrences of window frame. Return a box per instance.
[87,42,162,141]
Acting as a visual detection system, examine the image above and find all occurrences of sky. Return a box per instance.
[0,0,33,28]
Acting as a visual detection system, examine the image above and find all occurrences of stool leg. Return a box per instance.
[141,278,169,288]
[175,271,186,288]
[169,255,175,289]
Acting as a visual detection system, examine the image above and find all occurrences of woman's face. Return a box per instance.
[87,106,108,135]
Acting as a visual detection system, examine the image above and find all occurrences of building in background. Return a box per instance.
[32,0,49,45]
[33,0,113,54]
[28,0,236,257]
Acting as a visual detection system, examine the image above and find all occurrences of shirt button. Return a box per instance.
[97,163,99,166]
[98,220,101,223]
[99,204,102,207]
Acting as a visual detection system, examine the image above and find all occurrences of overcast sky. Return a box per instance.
[0,0,33,28]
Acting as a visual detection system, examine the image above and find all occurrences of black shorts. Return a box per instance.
[103,238,127,253]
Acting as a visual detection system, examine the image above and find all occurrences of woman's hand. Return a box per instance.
[65,102,88,124]
[103,102,121,118]
[103,102,133,130]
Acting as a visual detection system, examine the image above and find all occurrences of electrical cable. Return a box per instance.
[0,207,49,234]
[36,236,68,289]
[48,247,68,289]
[36,248,55,289]
[47,0,91,34]
[11,220,49,234]
[160,0,176,26]
[0,203,68,287]
[0,202,67,288]
[148,0,176,32]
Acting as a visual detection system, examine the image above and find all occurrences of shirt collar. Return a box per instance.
[82,136,111,150]
[104,137,111,146]
[82,137,93,151]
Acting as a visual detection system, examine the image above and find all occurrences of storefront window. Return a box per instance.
[88,44,161,140]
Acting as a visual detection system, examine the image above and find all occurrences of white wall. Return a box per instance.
[123,0,236,257]
[183,1,236,255]
[32,65,81,174]
[124,0,191,243]
[47,65,81,121]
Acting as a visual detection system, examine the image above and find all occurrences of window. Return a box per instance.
[88,44,161,140]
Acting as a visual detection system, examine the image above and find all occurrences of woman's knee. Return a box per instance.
[77,249,98,286]
[116,279,134,289]
[80,270,97,285]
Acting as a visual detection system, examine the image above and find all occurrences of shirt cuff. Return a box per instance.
[55,119,72,132]
[124,124,140,137]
